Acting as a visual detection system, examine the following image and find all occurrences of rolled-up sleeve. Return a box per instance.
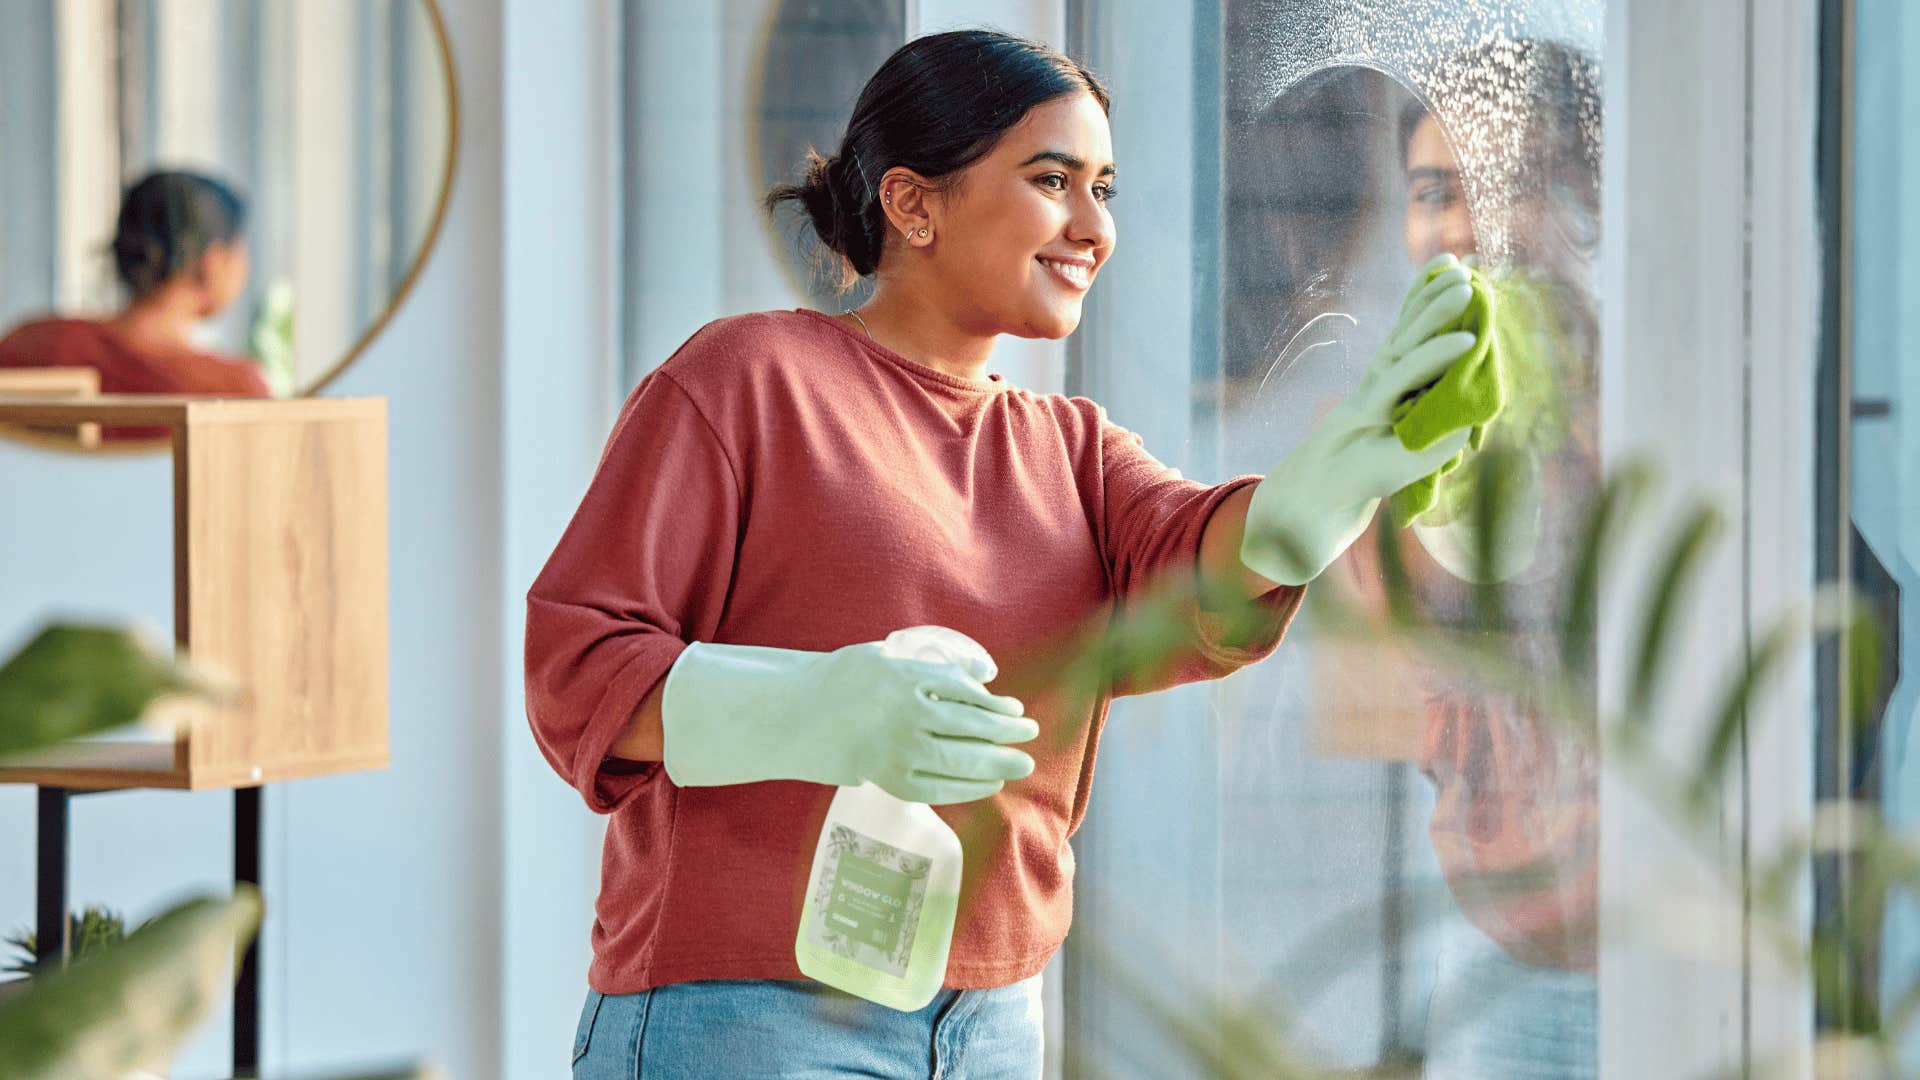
[525,372,741,812]
[1097,411,1304,696]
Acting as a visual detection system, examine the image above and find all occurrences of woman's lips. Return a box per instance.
[1036,255,1093,291]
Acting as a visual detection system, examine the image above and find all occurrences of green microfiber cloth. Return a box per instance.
[1387,263,1506,527]
[1412,273,1575,529]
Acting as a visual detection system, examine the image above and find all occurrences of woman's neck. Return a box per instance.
[109,288,203,349]
[845,279,997,381]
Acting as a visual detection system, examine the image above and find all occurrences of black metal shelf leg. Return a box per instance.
[35,786,70,968]
[234,785,262,1077]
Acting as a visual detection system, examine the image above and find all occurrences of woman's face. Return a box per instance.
[923,92,1117,340]
[196,239,251,317]
[1404,113,1477,267]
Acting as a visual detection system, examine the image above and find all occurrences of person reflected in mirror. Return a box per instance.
[0,170,272,438]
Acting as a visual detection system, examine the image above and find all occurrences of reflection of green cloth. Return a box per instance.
[1388,263,1506,528]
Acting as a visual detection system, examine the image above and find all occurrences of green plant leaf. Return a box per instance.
[5,906,133,977]
[1687,619,1798,810]
[1844,600,1887,739]
[1627,505,1723,729]
[1468,443,1517,629]
[0,624,222,758]
[0,888,262,1080]
[1560,459,1654,677]
[1689,588,1878,811]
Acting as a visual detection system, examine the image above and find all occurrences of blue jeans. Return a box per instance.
[572,976,1044,1079]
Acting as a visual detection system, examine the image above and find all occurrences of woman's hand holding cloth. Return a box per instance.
[1239,254,1485,586]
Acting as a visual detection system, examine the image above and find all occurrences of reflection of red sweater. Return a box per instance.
[1421,687,1598,971]
[0,316,271,440]
[1414,429,1601,972]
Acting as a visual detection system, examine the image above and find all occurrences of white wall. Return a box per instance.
[499,0,620,1076]
[0,0,518,1076]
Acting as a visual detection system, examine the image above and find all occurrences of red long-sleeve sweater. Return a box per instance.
[0,316,271,440]
[526,308,1303,993]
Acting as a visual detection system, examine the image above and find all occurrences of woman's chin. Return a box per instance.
[1021,302,1084,340]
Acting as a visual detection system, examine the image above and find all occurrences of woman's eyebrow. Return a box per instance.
[1017,149,1118,178]
[1406,166,1459,185]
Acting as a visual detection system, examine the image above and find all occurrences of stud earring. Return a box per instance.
[916,228,928,238]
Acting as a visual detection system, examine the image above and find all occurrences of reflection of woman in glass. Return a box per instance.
[1364,40,1602,1080]
[528,29,1486,1077]
[0,171,271,406]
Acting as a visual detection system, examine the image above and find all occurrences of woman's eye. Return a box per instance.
[1035,174,1115,203]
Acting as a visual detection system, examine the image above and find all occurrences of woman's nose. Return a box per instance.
[1067,189,1114,251]
[1442,209,1478,260]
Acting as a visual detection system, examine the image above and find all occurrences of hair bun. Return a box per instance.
[110,235,171,297]
[767,148,879,291]
[109,170,247,299]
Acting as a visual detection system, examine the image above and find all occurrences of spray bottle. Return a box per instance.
[794,627,970,1011]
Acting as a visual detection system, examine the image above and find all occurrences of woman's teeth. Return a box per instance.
[1037,257,1091,289]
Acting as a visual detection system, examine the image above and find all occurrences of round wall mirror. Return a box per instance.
[752,0,906,311]
[0,0,458,451]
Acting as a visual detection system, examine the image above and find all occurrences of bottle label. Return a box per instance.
[806,823,930,978]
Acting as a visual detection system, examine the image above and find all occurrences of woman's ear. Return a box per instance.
[878,167,939,250]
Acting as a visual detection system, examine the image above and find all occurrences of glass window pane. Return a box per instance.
[1829,0,1919,1067]
[1067,2,1602,1075]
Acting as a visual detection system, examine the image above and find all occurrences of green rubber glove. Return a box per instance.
[659,626,1039,805]
[1239,255,1481,586]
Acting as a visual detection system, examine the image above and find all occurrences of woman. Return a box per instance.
[0,170,270,439]
[528,30,1480,1078]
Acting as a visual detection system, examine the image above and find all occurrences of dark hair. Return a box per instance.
[111,170,248,299]
[765,29,1109,292]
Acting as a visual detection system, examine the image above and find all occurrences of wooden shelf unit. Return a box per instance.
[0,395,390,790]
[0,366,103,446]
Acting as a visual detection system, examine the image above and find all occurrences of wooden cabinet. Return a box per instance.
[0,367,103,446]
[0,396,389,790]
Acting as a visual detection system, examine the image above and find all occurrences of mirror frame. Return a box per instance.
[2,0,461,456]
[746,0,905,309]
